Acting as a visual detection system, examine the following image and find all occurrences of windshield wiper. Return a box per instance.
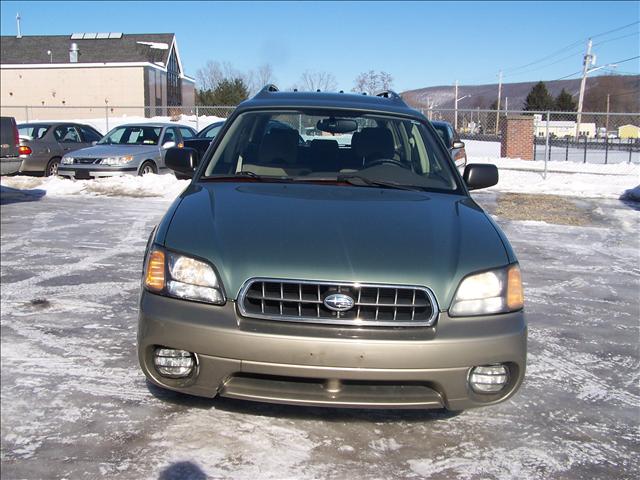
[336,174,427,192]
[201,171,294,182]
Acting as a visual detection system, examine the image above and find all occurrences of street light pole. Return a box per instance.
[454,80,471,131]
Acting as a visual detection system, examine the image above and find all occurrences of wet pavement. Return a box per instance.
[1,191,638,479]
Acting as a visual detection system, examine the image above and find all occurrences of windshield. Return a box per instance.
[98,126,161,145]
[202,110,460,192]
[18,125,50,139]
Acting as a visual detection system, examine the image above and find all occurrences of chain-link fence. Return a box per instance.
[421,108,639,166]
[0,105,236,134]
[2,104,638,167]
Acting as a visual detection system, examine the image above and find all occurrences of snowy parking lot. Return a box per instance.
[1,179,639,479]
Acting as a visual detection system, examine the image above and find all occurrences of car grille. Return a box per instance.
[74,157,101,164]
[238,279,438,327]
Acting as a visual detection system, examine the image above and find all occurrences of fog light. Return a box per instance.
[153,347,196,378]
[469,364,509,393]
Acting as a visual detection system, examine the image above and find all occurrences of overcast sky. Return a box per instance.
[1,1,638,91]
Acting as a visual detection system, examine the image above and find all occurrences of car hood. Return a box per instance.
[66,145,158,157]
[162,182,511,308]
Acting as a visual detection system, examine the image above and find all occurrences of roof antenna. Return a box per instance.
[16,12,22,39]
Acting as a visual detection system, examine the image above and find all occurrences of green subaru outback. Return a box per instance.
[137,86,526,411]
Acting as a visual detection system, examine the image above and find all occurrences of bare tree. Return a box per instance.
[352,70,394,94]
[196,61,241,91]
[295,70,338,92]
[245,63,276,95]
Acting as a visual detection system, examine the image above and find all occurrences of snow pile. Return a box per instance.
[1,174,189,199]
[464,140,640,199]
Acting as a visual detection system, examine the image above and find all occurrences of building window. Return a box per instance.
[166,47,182,107]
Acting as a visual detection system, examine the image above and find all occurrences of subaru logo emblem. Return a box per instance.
[324,293,355,312]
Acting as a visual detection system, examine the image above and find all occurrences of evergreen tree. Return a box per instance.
[554,88,577,112]
[196,78,249,105]
[210,78,249,105]
[524,81,555,112]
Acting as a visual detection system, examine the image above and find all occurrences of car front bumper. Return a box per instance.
[138,292,527,410]
[58,166,138,179]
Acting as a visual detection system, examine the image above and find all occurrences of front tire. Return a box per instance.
[139,161,157,176]
[45,157,60,177]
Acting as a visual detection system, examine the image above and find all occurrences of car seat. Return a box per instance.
[352,127,395,167]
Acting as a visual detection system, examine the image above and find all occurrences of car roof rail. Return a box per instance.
[375,90,405,104]
[255,84,279,98]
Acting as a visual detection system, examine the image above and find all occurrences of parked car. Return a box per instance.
[431,120,467,169]
[196,120,225,140]
[17,122,103,176]
[0,116,21,176]
[58,123,196,179]
[138,86,526,411]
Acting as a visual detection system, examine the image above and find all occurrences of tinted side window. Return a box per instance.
[78,126,102,142]
[54,126,81,143]
[203,124,222,139]
[179,127,195,139]
[162,128,177,144]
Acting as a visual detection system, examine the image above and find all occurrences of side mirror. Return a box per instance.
[463,164,498,190]
[165,147,199,178]
[162,141,176,149]
[452,140,465,149]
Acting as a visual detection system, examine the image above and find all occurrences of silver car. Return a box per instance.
[18,122,103,176]
[58,123,196,179]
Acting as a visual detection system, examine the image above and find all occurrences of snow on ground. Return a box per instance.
[1,173,189,199]
[0,138,637,201]
[1,194,638,479]
[464,140,639,199]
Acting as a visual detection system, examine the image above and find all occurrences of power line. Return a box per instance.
[502,21,639,76]
[591,20,640,39]
[554,55,640,81]
[504,48,585,79]
[593,31,640,48]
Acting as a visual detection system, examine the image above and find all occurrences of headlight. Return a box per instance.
[143,248,225,305]
[61,157,74,165]
[450,264,523,316]
[101,155,133,166]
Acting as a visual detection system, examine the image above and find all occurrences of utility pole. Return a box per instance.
[576,38,618,138]
[16,12,21,38]
[495,70,502,135]
[505,97,509,111]
[605,93,610,134]
[454,80,459,130]
[576,38,593,138]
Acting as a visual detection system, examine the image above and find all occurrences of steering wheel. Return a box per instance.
[366,158,410,169]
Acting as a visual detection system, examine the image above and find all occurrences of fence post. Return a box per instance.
[604,136,609,164]
[583,136,587,164]
[630,139,634,164]
[105,106,109,132]
[195,106,199,131]
[565,136,569,161]
[543,111,550,179]
[24,106,29,123]
[533,135,537,160]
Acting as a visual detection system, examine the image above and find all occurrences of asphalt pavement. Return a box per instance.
[1,190,638,479]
